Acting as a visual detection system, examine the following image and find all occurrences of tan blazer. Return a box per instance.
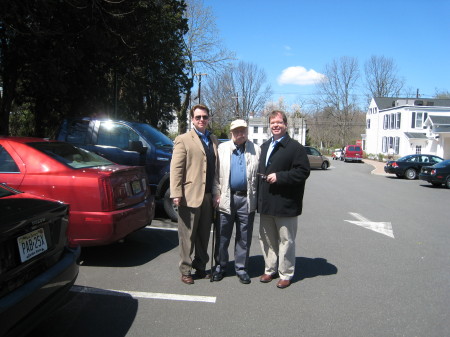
[170,129,219,208]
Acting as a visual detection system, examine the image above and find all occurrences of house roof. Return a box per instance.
[404,132,427,139]
[374,97,450,110]
[427,115,450,125]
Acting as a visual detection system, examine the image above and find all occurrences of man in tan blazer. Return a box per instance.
[170,104,219,284]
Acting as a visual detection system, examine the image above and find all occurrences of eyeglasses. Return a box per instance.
[194,115,209,121]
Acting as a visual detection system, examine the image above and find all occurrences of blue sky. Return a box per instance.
[203,0,450,107]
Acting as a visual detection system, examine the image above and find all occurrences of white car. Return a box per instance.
[332,149,343,160]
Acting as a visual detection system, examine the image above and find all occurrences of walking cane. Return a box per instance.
[210,210,216,282]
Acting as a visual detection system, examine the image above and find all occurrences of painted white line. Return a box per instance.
[146,225,178,231]
[71,285,216,303]
[345,212,395,238]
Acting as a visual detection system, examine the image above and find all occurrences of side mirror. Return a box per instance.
[129,140,147,154]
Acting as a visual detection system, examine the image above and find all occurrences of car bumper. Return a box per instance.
[68,195,155,246]
[419,174,442,184]
[384,166,399,174]
[0,246,80,337]
[345,157,362,161]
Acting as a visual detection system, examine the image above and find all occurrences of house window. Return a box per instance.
[366,119,371,129]
[394,137,400,154]
[383,115,389,129]
[253,126,258,133]
[415,112,423,128]
[390,114,395,129]
[294,127,299,133]
[396,112,401,129]
[415,145,422,154]
[263,127,268,133]
[253,139,258,144]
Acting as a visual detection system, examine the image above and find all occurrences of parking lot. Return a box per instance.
[31,159,450,337]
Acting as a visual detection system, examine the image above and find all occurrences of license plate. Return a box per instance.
[17,228,48,263]
[131,180,142,194]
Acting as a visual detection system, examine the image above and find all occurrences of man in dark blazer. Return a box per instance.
[257,110,310,289]
[170,104,219,284]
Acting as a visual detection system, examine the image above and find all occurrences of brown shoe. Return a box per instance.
[181,274,194,284]
[260,274,275,283]
[276,279,291,289]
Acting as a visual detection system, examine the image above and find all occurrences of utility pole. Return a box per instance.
[194,73,207,104]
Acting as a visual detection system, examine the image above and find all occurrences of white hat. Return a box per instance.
[230,119,247,130]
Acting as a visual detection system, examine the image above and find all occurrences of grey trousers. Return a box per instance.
[177,193,213,275]
[215,194,255,275]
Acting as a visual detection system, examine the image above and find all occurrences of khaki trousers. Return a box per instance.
[177,193,213,275]
[259,214,298,280]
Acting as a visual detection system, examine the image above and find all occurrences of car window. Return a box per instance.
[132,122,173,148]
[97,122,140,150]
[421,156,429,163]
[305,147,312,155]
[66,120,90,144]
[406,156,417,162]
[355,146,361,151]
[0,146,20,173]
[309,147,321,156]
[28,142,114,169]
[431,156,444,164]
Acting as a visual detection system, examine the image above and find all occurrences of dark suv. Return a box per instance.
[57,118,176,221]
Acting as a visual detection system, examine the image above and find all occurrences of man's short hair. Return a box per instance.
[268,110,287,124]
[191,104,210,117]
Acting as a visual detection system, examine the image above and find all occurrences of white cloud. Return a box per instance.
[277,66,325,86]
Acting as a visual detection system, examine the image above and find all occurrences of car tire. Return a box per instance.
[321,161,329,170]
[163,187,178,222]
[445,177,450,189]
[405,168,417,180]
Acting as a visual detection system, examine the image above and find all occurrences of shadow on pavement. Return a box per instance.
[79,227,179,267]
[31,289,137,337]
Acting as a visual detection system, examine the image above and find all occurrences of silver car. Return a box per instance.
[305,146,329,170]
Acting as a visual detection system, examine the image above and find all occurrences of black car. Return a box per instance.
[384,154,444,180]
[0,183,80,337]
[419,159,450,188]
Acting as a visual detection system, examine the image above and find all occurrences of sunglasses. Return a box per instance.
[194,115,209,121]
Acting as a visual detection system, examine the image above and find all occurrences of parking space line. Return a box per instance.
[71,285,216,303]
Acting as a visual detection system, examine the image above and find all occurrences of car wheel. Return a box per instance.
[405,168,417,180]
[163,187,178,222]
[445,177,450,189]
[321,161,329,170]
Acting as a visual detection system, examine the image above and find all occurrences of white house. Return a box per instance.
[247,116,307,146]
[363,97,450,159]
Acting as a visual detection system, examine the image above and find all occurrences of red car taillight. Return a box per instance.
[431,169,436,175]
[392,162,399,168]
[99,176,115,211]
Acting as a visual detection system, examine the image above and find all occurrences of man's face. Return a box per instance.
[192,108,209,132]
[269,113,287,140]
[231,127,248,145]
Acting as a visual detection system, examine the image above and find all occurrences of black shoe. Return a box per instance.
[194,270,211,279]
[237,272,251,284]
[213,271,225,282]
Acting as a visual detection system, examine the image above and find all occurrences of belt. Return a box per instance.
[231,190,247,197]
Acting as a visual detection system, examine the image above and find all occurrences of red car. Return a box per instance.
[0,137,155,246]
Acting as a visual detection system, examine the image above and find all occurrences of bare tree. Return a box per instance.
[364,55,404,99]
[203,61,272,132]
[176,0,234,134]
[316,56,363,146]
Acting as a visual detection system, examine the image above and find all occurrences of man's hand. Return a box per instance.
[266,173,277,184]
[213,195,220,208]
[173,197,180,206]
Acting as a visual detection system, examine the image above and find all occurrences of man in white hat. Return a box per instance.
[212,119,260,284]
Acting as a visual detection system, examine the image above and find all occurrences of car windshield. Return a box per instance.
[131,122,173,148]
[28,142,114,169]
[434,159,450,168]
[0,184,15,198]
